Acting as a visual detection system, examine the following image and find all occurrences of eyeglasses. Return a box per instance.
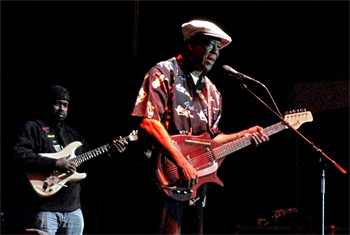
[201,40,222,52]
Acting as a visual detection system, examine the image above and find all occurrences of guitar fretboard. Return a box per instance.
[68,134,134,166]
[213,122,287,160]
[70,144,110,165]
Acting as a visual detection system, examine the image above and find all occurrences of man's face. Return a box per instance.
[191,37,222,72]
[52,100,69,122]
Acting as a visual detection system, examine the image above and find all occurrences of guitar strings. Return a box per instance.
[163,137,251,181]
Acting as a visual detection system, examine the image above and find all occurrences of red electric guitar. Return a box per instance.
[154,111,313,201]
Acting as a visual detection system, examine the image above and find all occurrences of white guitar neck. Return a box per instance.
[71,144,109,166]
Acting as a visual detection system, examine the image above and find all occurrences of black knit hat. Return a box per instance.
[47,85,70,103]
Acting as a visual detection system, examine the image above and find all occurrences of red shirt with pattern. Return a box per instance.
[132,55,222,137]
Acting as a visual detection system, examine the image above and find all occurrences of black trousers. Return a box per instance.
[158,184,207,235]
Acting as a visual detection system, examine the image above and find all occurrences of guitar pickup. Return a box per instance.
[185,140,211,146]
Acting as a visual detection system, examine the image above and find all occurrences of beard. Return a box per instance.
[54,112,67,123]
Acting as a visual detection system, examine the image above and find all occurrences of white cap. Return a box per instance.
[181,20,232,48]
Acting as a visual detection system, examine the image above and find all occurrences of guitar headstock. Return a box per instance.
[128,130,139,142]
[284,109,313,129]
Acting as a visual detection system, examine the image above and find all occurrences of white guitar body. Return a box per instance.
[27,141,87,197]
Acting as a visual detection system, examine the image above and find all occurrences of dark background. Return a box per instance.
[1,1,349,234]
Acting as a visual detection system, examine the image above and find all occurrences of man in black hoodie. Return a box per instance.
[12,85,127,235]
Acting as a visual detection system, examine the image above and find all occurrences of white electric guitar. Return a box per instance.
[27,130,138,197]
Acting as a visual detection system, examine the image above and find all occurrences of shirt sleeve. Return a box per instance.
[131,67,171,121]
[12,121,57,174]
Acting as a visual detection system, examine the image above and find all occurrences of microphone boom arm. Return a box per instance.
[239,79,347,175]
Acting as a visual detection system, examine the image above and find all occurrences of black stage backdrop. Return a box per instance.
[1,1,349,234]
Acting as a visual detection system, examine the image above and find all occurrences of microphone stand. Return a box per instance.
[237,80,347,235]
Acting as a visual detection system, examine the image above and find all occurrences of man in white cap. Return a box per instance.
[131,20,269,234]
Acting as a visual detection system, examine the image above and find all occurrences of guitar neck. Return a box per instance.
[213,121,287,160]
[71,144,110,166]
[70,135,132,166]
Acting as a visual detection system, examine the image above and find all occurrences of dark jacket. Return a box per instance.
[12,119,89,212]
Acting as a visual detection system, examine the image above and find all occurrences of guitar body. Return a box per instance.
[155,132,225,201]
[27,141,87,197]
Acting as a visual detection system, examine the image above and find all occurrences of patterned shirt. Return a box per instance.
[132,55,222,137]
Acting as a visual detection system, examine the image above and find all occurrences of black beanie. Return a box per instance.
[47,85,70,103]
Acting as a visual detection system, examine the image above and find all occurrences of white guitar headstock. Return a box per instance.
[284,109,313,129]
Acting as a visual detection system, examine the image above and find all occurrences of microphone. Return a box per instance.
[222,64,282,118]
[222,65,260,84]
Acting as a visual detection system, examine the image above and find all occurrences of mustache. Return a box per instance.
[55,111,67,116]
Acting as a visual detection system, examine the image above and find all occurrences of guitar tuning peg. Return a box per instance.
[303,108,306,112]
[292,110,296,113]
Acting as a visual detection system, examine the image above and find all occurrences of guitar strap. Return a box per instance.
[35,120,62,152]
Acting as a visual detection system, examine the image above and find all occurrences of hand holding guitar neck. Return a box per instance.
[244,125,270,147]
[108,136,129,154]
